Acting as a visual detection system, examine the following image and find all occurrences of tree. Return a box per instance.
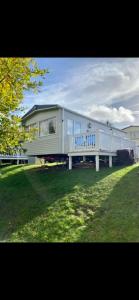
[0,58,48,154]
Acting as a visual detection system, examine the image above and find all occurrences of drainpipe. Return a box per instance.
[62,108,64,153]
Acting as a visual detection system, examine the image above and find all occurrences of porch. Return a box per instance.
[67,130,136,171]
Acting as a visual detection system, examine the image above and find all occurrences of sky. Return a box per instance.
[22,58,139,129]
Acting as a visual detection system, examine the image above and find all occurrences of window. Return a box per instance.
[30,123,38,131]
[39,117,56,137]
[48,118,56,134]
[29,123,36,128]
[39,120,48,137]
[67,119,74,135]
[25,125,29,132]
[74,121,81,134]
[26,123,38,137]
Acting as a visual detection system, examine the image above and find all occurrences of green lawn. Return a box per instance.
[0,163,139,242]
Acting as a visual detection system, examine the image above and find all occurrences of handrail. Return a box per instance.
[0,154,28,159]
[69,130,136,153]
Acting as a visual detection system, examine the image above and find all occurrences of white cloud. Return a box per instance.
[23,58,139,125]
[86,105,135,124]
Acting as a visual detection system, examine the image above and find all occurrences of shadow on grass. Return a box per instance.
[76,164,139,242]
[0,164,122,241]
[0,164,22,173]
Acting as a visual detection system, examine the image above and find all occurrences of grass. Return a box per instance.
[0,163,139,242]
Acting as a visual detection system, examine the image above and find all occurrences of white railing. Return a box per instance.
[69,130,136,153]
[99,131,136,152]
[69,131,98,152]
[0,154,28,160]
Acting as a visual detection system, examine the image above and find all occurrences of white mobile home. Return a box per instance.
[20,104,136,171]
[122,125,139,161]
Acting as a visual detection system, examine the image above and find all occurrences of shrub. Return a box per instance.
[114,149,134,166]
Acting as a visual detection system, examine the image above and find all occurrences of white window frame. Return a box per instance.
[26,123,38,137]
[48,117,56,135]
[67,119,74,135]
[39,119,48,137]
[74,121,81,135]
[39,117,57,137]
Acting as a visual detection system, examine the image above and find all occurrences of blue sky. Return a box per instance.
[23,58,139,128]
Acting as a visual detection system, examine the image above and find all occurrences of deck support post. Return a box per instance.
[17,159,19,165]
[83,156,86,162]
[109,156,112,168]
[95,155,99,172]
[69,156,72,170]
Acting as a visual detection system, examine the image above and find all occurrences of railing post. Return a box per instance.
[85,135,87,150]
[69,136,73,152]
[96,130,100,151]
[111,132,113,152]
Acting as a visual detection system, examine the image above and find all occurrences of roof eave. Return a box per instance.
[122,125,139,130]
[22,105,62,121]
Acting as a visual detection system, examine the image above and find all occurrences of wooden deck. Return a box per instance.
[67,130,136,171]
[68,130,136,154]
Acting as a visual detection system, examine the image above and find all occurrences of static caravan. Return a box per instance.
[122,125,139,161]
[20,104,136,171]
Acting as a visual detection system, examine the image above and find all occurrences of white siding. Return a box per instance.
[23,108,62,155]
[122,126,139,146]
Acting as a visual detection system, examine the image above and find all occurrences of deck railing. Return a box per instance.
[68,130,136,153]
[73,133,96,151]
